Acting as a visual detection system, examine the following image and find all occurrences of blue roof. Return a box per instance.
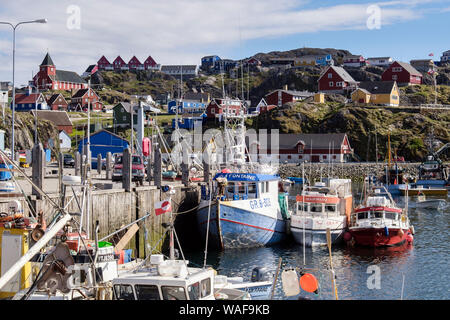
[213,172,279,182]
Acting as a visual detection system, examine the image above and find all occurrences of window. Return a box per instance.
[114,284,135,300]
[227,182,235,194]
[299,155,302,159]
[385,212,397,220]
[287,155,291,159]
[373,211,383,219]
[123,116,126,121]
[265,181,269,193]
[132,156,142,165]
[323,155,327,160]
[161,286,187,300]
[237,183,246,194]
[298,145,304,154]
[325,205,337,213]
[297,203,308,212]
[201,278,211,298]
[393,67,402,72]
[135,285,160,300]
[392,75,398,81]
[260,182,265,194]
[328,73,333,79]
[329,82,334,87]
[357,212,368,220]
[310,204,322,213]
[188,282,200,300]
[248,183,257,198]
[336,82,342,87]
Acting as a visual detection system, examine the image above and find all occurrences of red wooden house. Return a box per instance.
[206,98,244,119]
[69,88,102,112]
[265,89,314,107]
[33,53,87,91]
[97,56,113,71]
[113,56,128,71]
[249,133,353,163]
[381,61,422,86]
[318,66,358,93]
[46,93,68,111]
[144,56,159,70]
[128,56,144,71]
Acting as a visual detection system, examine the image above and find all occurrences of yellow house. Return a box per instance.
[314,93,325,103]
[352,81,400,106]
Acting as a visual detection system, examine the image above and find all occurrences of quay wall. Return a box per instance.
[0,184,200,259]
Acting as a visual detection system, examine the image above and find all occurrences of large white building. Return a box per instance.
[366,57,393,67]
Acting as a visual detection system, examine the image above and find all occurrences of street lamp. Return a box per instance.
[0,19,47,161]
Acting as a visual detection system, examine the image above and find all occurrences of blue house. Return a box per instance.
[78,129,129,168]
[168,99,207,115]
[12,91,49,111]
[201,55,221,72]
[316,54,334,66]
[172,115,206,130]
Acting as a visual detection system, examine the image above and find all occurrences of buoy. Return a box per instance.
[343,232,352,242]
[221,168,231,173]
[299,273,319,293]
[384,226,389,237]
[406,233,413,244]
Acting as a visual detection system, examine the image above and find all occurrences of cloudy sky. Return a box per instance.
[0,0,449,86]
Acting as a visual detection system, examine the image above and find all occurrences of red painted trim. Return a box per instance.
[355,206,402,213]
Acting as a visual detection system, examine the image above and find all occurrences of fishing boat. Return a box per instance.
[290,179,353,247]
[416,155,449,188]
[398,184,448,196]
[197,172,290,249]
[112,254,250,300]
[415,192,447,210]
[347,186,414,247]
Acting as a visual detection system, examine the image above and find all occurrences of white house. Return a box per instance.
[366,57,393,67]
[59,130,72,151]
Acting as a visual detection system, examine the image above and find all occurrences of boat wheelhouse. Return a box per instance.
[417,156,449,187]
[112,255,250,300]
[348,187,414,247]
[291,179,353,247]
[197,172,290,249]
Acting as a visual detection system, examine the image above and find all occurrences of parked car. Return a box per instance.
[112,153,145,185]
[63,154,75,167]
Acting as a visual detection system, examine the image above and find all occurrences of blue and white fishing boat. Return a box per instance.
[197,172,290,249]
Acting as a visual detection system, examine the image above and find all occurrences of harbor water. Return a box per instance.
[188,189,450,300]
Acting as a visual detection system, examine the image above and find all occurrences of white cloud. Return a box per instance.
[0,0,435,85]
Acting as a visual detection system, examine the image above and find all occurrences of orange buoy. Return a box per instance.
[299,273,319,293]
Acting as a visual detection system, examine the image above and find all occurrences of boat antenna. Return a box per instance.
[202,180,213,269]
[302,162,306,266]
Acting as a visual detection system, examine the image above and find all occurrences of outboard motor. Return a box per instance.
[251,267,271,282]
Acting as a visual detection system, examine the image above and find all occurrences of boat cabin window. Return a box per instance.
[385,212,398,220]
[372,211,383,219]
[297,203,308,212]
[248,183,257,199]
[227,182,235,195]
[188,282,200,300]
[357,212,368,220]
[114,284,135,300]
[161,286,187,300]
[310,204,323,213]
[201,278,211,297]
[237,183,246,195]
[260,182,265,193]
[325,205,337,213]
[265,181,270,193]
[135,285,161,300]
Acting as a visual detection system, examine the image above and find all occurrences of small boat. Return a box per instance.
[415,192,446,210]
[290,179,353,247]
[196,172,290,249]
[398,184,448,196]
[214,267,273,300]
[347,186,414,247]
[162,170,177,180]
[112,255,250,300]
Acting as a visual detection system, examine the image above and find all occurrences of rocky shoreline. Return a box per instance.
[278,162,421,182]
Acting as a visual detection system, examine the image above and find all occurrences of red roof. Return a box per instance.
[144,56,157,66]
[98,55,111,65]
[128,56,142,65]
[14,93,42,104]
[113,56,127,65]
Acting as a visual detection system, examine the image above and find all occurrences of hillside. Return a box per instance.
[0,109,60,153]
[251,102,450,161]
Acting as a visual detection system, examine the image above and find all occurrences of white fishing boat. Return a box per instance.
[112,254,250,300]
[290,179,353,247]
[415,192,446,210]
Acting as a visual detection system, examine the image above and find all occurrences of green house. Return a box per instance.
[113,102,138,128]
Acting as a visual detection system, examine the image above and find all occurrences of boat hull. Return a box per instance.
[197,200,287,249]
[399,188,447,196]
[349,227,410,247]
[291,227,344,247]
